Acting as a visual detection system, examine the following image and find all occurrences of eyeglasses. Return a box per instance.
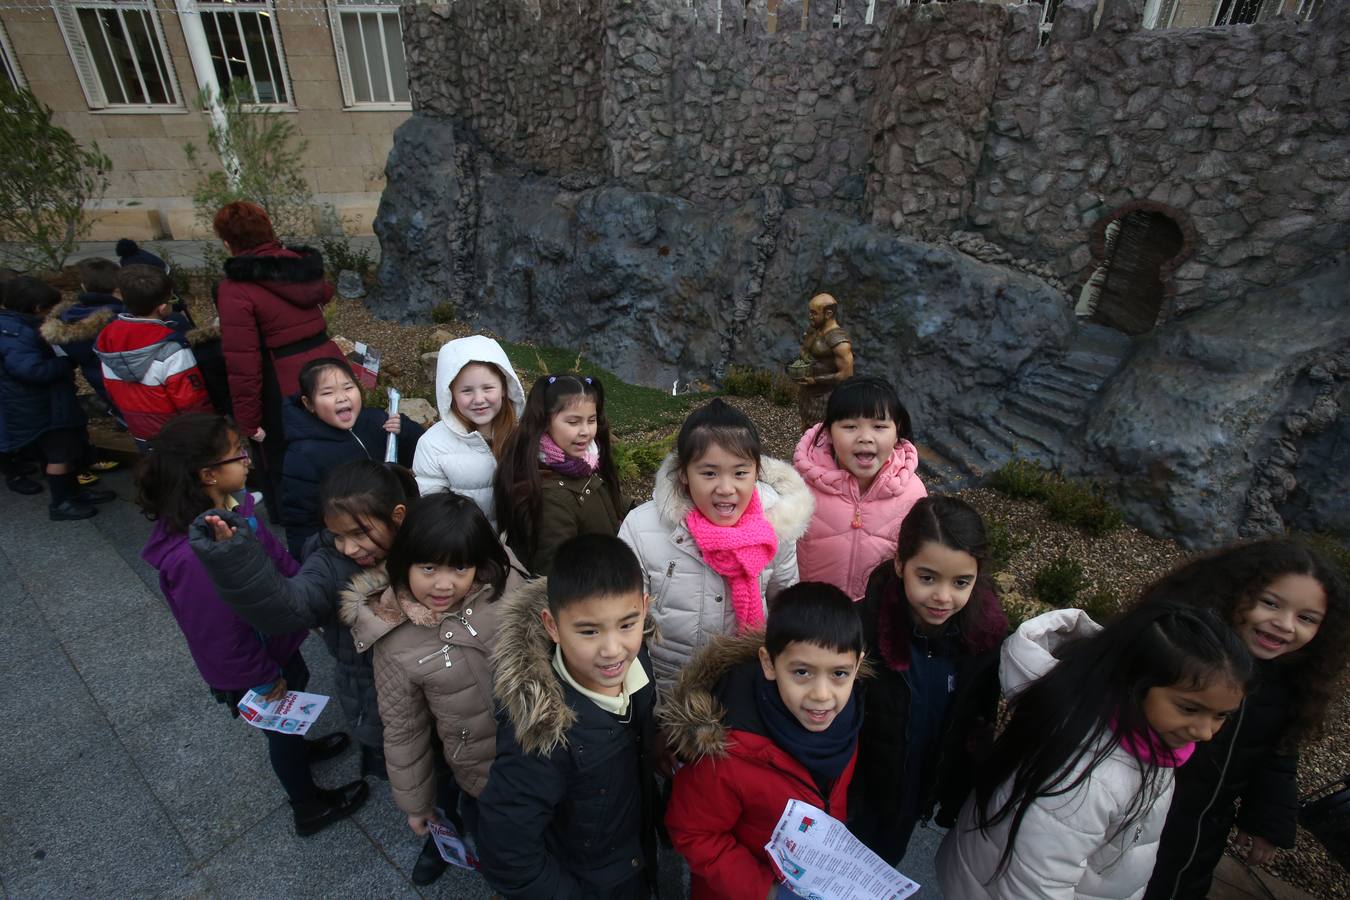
[207,449,252,468]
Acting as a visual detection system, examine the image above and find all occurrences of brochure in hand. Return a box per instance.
[236,689,329,735]
[764,799,920,900]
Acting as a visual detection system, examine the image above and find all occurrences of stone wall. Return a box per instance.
[969,0,1350,318]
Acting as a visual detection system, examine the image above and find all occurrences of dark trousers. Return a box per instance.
[431,730,479,837]
[216,652,318,805]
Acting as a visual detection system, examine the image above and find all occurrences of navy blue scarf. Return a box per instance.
[754,670,863,781]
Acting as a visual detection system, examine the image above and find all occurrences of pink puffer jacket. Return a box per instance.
[793,423,927,600]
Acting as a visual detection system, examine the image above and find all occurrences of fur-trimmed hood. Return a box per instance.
[41,300,117,345]
[223,243,325,284]
[658,632,763,762]
[491,578,576,757]
[338,561,519,651]
[650,452,814,545]
[185,322,220,346]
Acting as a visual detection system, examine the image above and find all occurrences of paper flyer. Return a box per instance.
[236,689,330,735]
[348,341,382,389]
[385,387,401,463]
[764,799,920,900]
[428,815,479,870]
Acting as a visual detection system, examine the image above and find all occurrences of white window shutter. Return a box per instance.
[327,1,357,108]
[51,1,107,108]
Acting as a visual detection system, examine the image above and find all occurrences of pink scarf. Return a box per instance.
[538,433,600,479]
[684,490,778,631]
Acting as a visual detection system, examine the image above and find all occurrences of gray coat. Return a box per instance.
[187,511,381,749]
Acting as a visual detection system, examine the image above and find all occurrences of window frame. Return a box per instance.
[196,0,296,109]
[1,19,25,90]
[52,0,184,110]
[326,0,411,111]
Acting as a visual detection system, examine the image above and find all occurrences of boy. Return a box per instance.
[95,264,212,448]
[0,277,115,519]
[663,582,866,900]
[478,534,658,899]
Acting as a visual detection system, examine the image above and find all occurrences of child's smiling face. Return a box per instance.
[1142,679,1245,749]
[451,363,505,430]
[681,442,757,526]
[547,397,597,461]
[1233,573,1327,660]
[543,589,648,696]
[326,508,403,567]
[898,540,979,634]
[758,640,860,733]
[303,366,362,430]
[828,416,898,492]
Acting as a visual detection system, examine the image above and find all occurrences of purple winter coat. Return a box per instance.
[142,493,306,691]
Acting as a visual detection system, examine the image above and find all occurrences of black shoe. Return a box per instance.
[49,500,98,521]
[6,476,42,495]
[75,487,116,504]
[411,833,449,886]
[360,744,389,781]
[305,732,351,763]
[292,779,370,837]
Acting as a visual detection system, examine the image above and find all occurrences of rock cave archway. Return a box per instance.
[1079,201,1195,336]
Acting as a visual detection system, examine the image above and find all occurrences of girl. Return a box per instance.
[849,495,1008,866]
[619,398,813,693]
[340,491,529,885]
[794,375,927,601]
[412,334,525,526]
[190,459,417,782]
[1141,539,1350,900]
[280,357,423,556]
[494,374,626,575]
[138,413,368,836]
[938,601,1253,899]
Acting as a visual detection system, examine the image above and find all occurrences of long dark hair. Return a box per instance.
[1137,537,1350,744]
[387,491,511,599]
[319,459,418,544]
[136,413,237,534]
[975,600,1253,874]
[493,374,620,561]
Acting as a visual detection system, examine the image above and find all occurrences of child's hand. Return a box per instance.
[407,813,431,835]
[384,414,401,434]
[203,515,238,542]
[262,678,287,703]
[1236,830,1276,866]
[251,427,267,442]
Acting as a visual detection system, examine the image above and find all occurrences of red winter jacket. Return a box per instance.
[95,315,213,440]
[216,243,340,436]
[663,638,859,900]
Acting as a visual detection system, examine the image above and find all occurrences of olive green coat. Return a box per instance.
[528,469,626,576]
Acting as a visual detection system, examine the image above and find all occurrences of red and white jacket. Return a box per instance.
[95,315,213,440]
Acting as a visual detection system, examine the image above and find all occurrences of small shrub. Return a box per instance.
[768,373,797,407]
[1033,553,1087,609]
[430,302,456,325]
[1043,479,1124,537]
[1080,586,1121,623]
[612,435,674,486]
[988,458,1049,500]
[319,234,374,278]
[722,366,773,398]
[985,518,1027,573]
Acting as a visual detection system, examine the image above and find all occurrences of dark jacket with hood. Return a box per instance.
[477,578,659,900]
[187,508,381,749]
[661,634,862,900]
[1144,662,1300,900]
[41,294,121,404]
[0,309,84,453]
[278,396,422,542]
[849,562,1008,864]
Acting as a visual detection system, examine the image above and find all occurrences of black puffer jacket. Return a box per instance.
[1144,661,1300,900]
[0,310,85,453]
[477,578,658,900]
[186,510,382,750]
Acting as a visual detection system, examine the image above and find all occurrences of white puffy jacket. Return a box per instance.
[937,609,1177,900]
[618,453,812,694]
[411,335,526,527]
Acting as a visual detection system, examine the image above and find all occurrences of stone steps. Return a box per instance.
[1004,393,1082,431]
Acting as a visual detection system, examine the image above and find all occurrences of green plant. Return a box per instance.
[430,302,457,325]
[319,234,374,278]
[984,518,1027,573]
[184,80,315,241]
[0,83,112,271]
[768,372,797,407]
[988,458,1049,500]
[723,366,773,398]
[147,243,195,297]
[1080,586,1121,622]
[612,435,676,487]
[1033,553,1087,608]
[1043,479,1124,537]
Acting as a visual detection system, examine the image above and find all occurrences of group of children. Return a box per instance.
[32,315,1342,899]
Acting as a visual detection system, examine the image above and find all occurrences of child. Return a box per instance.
[136,413,368,835]
[41,257,122,415]
[95,264,213,449]
[619,398,812,693]
[190,459,418,781]
[477,534,659,899]
[412,334,525,526]
[849,495,1008,865]
[494,374,626,575]
[1141,539,1349,900]
[280,357,424,556]
[663,582,866,900]
[937,601,1253,899]
[794,375,927,600]
[0,276,115,519]
[339,491,529,886]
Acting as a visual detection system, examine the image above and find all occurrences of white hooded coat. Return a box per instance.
[937,609,1179,900]
[411,335,526,526]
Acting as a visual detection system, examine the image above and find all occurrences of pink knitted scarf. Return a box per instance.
[538,432,599,478]
[684,490,778,631]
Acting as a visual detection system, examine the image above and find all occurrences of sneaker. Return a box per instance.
[75,488,117,505]
[89,459,121,473]
[411,833,449,886]
[292,779,370,837]
[6,475,43,495]
[50,500,98,521]
[305,732,351,764]
[77,471,101,486]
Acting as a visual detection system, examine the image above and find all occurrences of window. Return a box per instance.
[1,20,24,90]
[328,2,409,107]
[53,0,181,108]
[1212,0,1269,24]
[198,0,293,105]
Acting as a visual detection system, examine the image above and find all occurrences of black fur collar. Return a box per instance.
[223,245,325,284]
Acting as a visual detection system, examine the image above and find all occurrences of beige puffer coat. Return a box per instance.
[617,453,812,695]
[339,558,529,815]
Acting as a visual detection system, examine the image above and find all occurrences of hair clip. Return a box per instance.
[584,376,593,385]
[547,375,556,384]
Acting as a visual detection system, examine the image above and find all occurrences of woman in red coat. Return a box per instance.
[213,201,343,517]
